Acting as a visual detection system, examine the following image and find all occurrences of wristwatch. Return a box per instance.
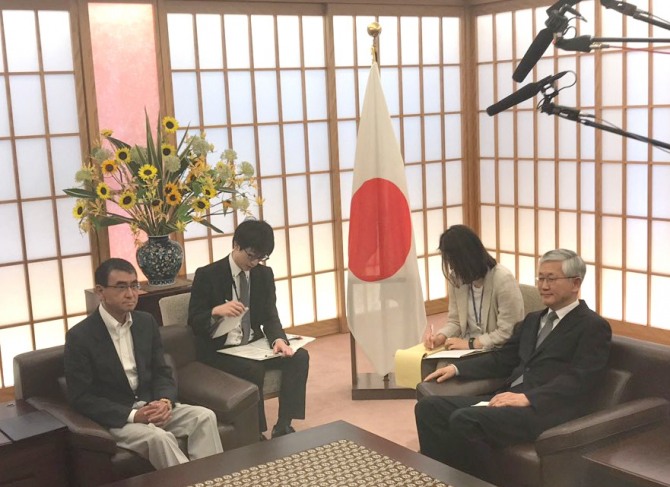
[468,337,475,349]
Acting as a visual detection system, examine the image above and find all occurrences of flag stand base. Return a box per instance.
[351,372,416,400]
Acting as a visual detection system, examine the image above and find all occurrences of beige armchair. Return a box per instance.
[159,293,282,398]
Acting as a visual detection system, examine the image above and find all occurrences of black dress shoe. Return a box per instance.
[271,424,296,438]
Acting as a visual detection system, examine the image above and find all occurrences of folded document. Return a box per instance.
[218,334,315,361]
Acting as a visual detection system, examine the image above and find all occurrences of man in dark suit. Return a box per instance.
[188,219,309,439]
[415,249,611,472]
[64,258,222,469]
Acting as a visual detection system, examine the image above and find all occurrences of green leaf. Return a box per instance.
[199,219,224,233]
[64,188,97,199]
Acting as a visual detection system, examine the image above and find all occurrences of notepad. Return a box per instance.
[211,308,249,338]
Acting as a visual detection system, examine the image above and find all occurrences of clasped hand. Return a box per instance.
[134,400,172,427]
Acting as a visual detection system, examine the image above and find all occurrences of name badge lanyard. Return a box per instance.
[470,284,484,328]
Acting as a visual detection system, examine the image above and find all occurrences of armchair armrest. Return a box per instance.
[417,377,506,399]
[27,397,117,454]
[177,362,259,422]
[536,397,670,456]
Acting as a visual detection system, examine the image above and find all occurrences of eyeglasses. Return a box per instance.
[243,249,269,263]
[103,283,142,291]
[535,276,578,285]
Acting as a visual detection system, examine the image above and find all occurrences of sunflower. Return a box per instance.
[100,129,113,137]
[161,143,175,157]
[101,159,118,175]
[118,191,137,209]
[139,164,158,181]
[150,199,162,210]
[115,147,131,164]
[192,197,210,213]
[202,185,216,199]
[72,200,86,219]
[96,182,111,199]
[162,116,179,134]
[164,182,179,196]
[166,191,182,206]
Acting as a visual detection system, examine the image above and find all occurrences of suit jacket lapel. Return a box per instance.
[530,305,581,357]
[90,310,133,392]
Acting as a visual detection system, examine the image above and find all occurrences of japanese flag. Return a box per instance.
[346,63,427,376]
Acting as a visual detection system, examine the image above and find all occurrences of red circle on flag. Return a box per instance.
[349,178,412,282]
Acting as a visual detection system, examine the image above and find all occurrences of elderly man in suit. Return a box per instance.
[188,219,309,439]
[64,258,223,470]
[415,249,611,473]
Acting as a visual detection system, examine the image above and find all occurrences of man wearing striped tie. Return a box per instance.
[415,249,611,474]
[189,220,309,440]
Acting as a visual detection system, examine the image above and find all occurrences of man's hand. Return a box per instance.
[274,339,294,357]
[488,392,530,408]
[445,337,469,350]
[134,401,172,427]
[212,300,247,318]
[424,364,457,383]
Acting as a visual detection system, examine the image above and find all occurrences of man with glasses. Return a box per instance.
[415,249,611,476]
[189,219,309,439]
[64,258,223,469]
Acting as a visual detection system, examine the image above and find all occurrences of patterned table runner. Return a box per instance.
[188,439,450,486]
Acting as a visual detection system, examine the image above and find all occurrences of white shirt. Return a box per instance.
[225,253,252,346]
[544,299,581,334]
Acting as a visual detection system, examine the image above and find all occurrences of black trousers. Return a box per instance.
[205,348,309,432]
[415,394,546,476]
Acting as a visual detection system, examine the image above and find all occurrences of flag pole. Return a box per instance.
[349,21,415,400]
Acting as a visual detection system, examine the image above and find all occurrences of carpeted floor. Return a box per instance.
[265,330,434,452]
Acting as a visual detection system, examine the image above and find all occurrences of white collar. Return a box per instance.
[99,303,133,334]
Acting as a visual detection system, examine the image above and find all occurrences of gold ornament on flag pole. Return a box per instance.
[367,21,382,65]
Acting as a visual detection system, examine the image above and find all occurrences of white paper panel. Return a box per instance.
[537,210,556,253]
[291,276,315,325]
[16,138,50,199]
[519,254,536,287]
[183,239,210,276]
[602,53,623,106]
[496,62,513,109]
[3,10,39,72]
[442,66,461,113]
[405,164,423,211]
[62,256,93,315]
[303,16,325,68]
[0,325,32,387]
[10,75,45,136]
[268,229,287,279]
[445,161,462,205]
[579,55,595,107]
[39,11,73,72]
[442,17,460,64]
[315,272,337,320]
[403,116,422,163]
[478,65,494,110]
[444,115,461,159]
[477,15,493,63]
[517,161,534,207]
[427,254,445,300]
[285,177,309,225]
[275,278,291,326]
[307,122,329,172]
[0,265,30,326]
[536,112,555,159]
[259,178,285,227]
[626,218,648,271]
[277,16,300,68]
[518,209,535,254]
[499,207,516,252]
[480,205,496,248]
[51,136,83,196]
[355,16,375,67]
[34,319,65,349]
[498,160,515,205]
[601,268,622,321]
[651,221,670,274]
[499,253,516,278]
[283,124,306,174]
[580,163,595,212]
[379,67,399,116]
[333,16,353,67]
[23,201,56,260]
[289,226,312,275]
[626,109,649,162]
[210,235,233,263]
[652,165,670,218]
[227,71,253,124]
[29,261,63,320]
[45,75,78,134]
[478,113,494,157]
[580,123,596,160]
[310,173,332,222]
[514,9,533,67]
[422,67,440,114]
[412,212,425,256]
[257,125,282,176]
[446,206,463,227]
[424,115,442,162]
[339,172,353,220]
[652,108,670,162]
[184,216,208,239]
[495,12,513,60]
[497,112,514,158]
[402,67,420,115]
[516,111,534,159]
[653,52,670,104]
[335,69,355,119]
[537,161,555,209]
[378,16,399,66]
[224,15,250,69]
[400,17,420,65]
[304,70,327,120]
[0,203,22,263]
[581,263,596,314]
[581,213,596,263]
[172,72,200,127]
[558,119,577,160]
[418,255,428,301]
[281,70,304,122]
[651,275,670,329]
[558,212,577,252]
[0,78,9,137]
[602,217,622,267]
[424,163,443,208]
[625,272,647,325]
[200,72,227,125]
[312,223,334,272]
[558,162,577,210]
[422,17,440,65]
[627,52,648,106]
[196,15,223,70]
[626,164,648,217]
[167,14,196,70]
[56,199,90,256]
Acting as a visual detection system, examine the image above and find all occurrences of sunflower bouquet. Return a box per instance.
[65,115,258,243]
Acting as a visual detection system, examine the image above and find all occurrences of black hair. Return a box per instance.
[94,258,137,286]
[438,225,496,286]
[233,219,275,256]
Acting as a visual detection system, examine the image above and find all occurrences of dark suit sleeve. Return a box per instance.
[525,314,611,411]
[254,266,287,346]
[189,266,217,339]
[143,315,178,403]
[64,327,132,429]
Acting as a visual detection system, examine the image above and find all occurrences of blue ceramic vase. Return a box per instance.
[136,235,183,286]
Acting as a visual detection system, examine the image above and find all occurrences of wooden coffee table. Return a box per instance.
[104,420,496,486]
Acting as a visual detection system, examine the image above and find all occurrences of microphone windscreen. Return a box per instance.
[513,28,555,83]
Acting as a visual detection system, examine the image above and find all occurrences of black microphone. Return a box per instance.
[486,72,568,116]
[513,0,583,83]
[555,35,609,52]
[601,0,648,17]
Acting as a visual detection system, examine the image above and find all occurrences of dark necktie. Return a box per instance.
[239,271,251,345]
[536,311,557,348]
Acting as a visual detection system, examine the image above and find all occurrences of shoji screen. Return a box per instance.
[163,6,339,331]
[333,14,464,307]
[476,0,670,338]
[0,2,91,387]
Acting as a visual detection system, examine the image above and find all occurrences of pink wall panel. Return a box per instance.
[88,3,161,278]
